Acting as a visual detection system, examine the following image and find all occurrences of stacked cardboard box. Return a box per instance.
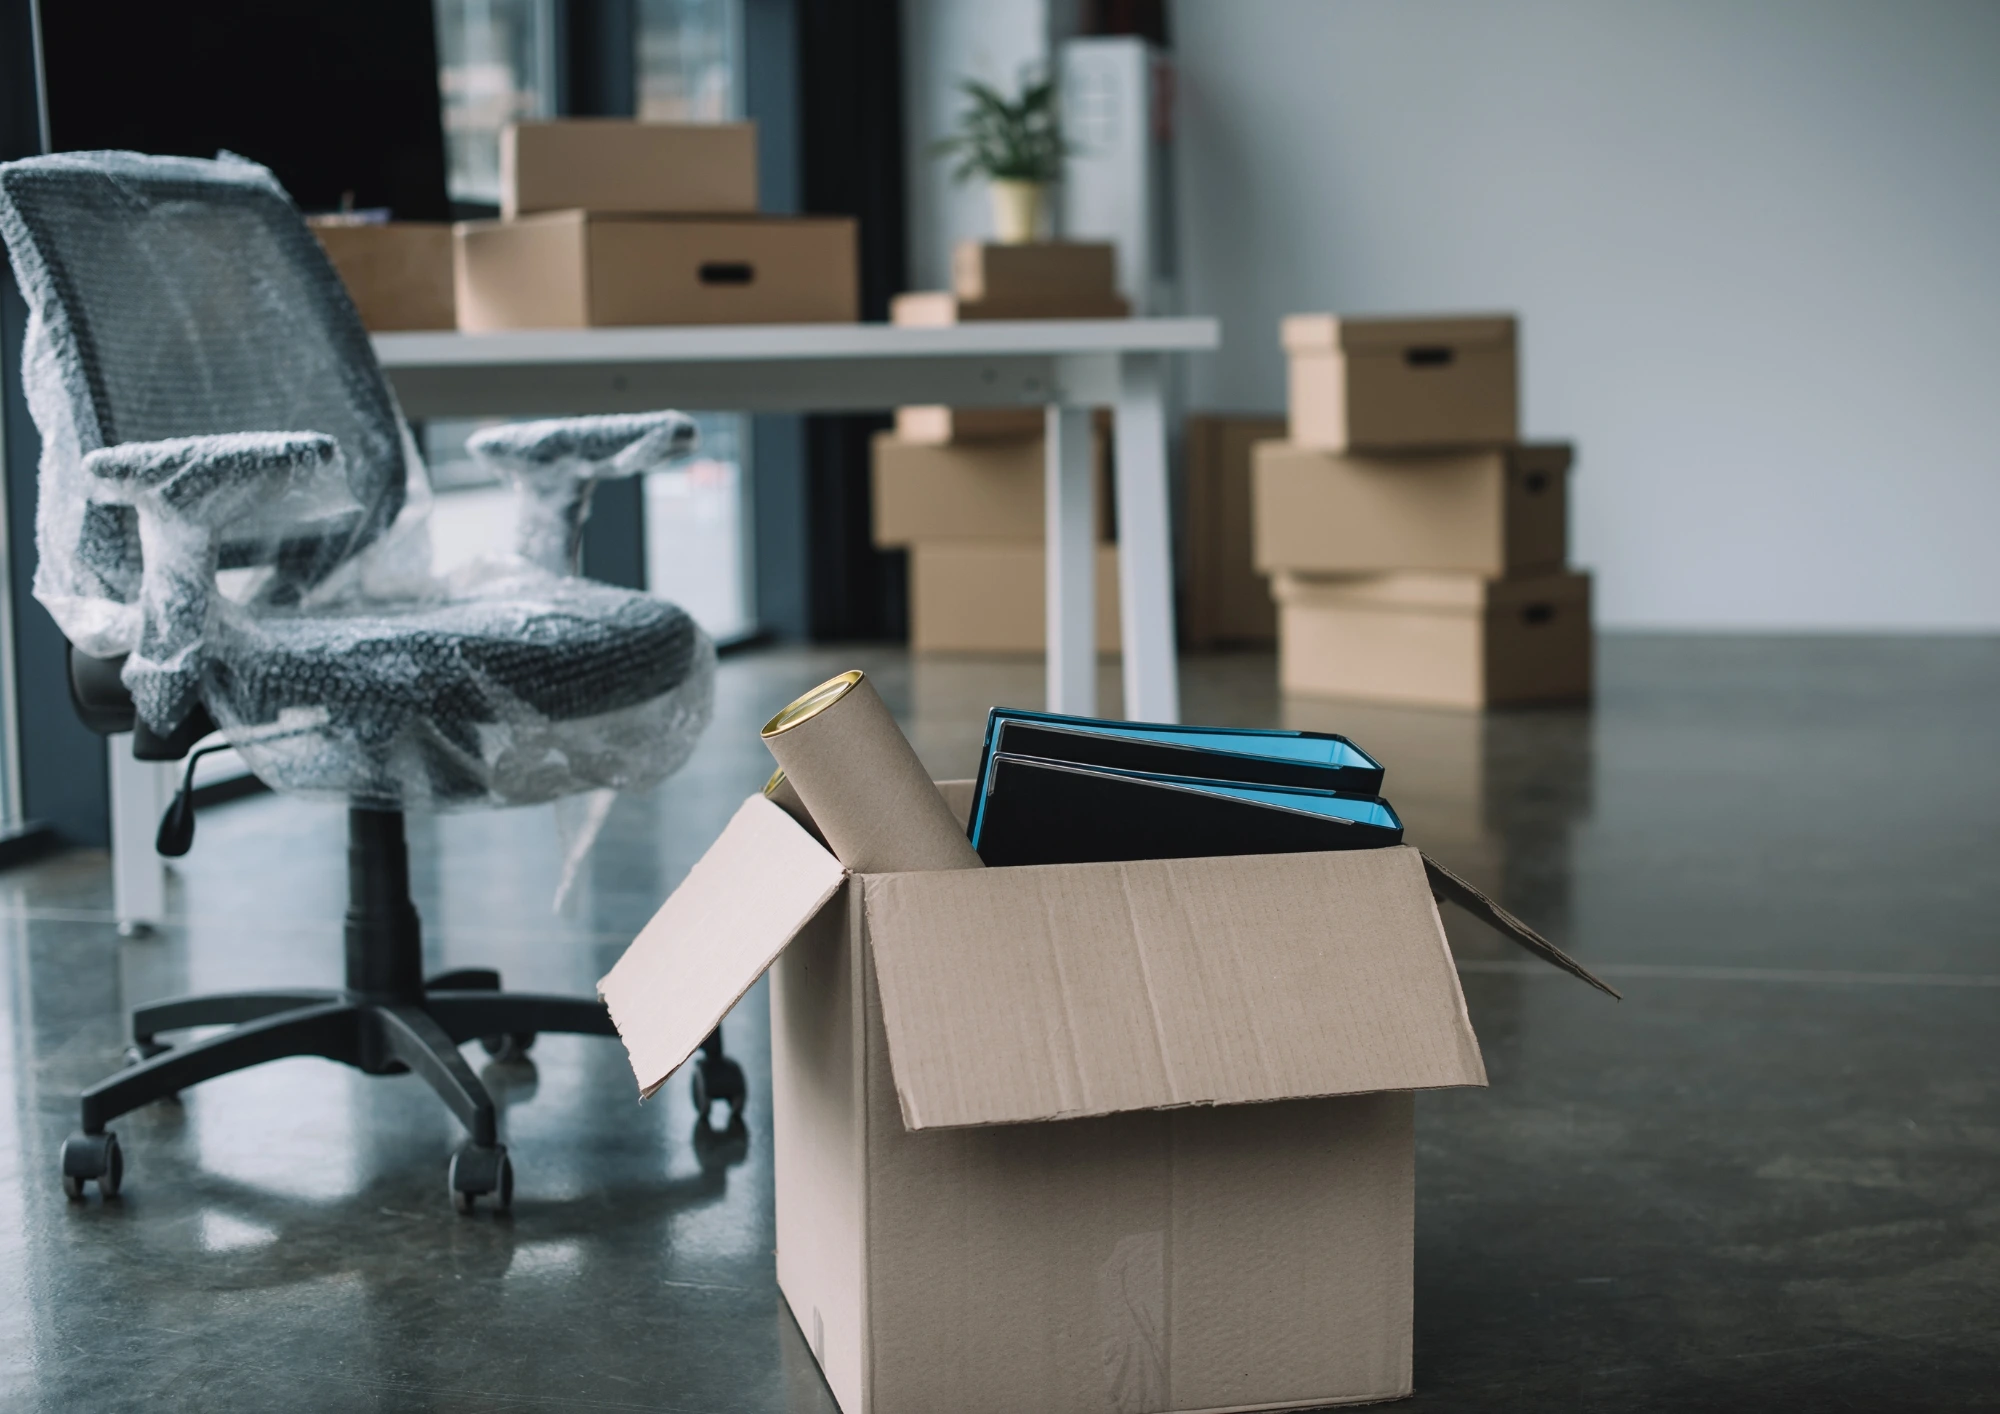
[1255,314,1593,708]
[309,218,457,331]
[454,120,858,329]
[876,242,1127,652]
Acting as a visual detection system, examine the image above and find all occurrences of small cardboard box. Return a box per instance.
[1182,414,1286,649]
[1284,313,1518,451]
[500,119,758,219]
[871,432,1110,548]
[454,212,858,329]
[1275,569,1592,709]
[1254,441,1571,577]
[890,288,1131,326]
[599,785,1599,1412]
[952,239,1119,305]
[910,542,1121,654]
[308,221,455,331]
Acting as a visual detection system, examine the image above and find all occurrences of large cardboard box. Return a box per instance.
[910,543,1121,654]
[1284,313,1518,451]
[599,784,1598,1412]
[891,405,1046,444]
[1183,414,1285,649]
[500,120,758,219]
[1254,441,1571,577]
[454,212,858,329]
[309,221,455,331]
[952,239,1119,305]
[871,433,1110,547]
[1275,569,1592,709]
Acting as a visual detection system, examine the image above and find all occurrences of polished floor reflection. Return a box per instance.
[2,638,1996,1411]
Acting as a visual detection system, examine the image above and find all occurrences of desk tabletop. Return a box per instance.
[373,317,1219,368]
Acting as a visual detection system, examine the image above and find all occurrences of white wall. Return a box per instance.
[902,1,1065,291]
[1171,0,2000,630]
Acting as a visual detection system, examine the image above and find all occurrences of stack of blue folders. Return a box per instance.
[967,709,1402,869]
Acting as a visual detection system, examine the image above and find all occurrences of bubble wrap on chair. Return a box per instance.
[0,150,714,810]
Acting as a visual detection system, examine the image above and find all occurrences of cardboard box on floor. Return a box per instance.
[1254,441,1571,578]
[909,543,1121,654]
[1284,313,1518,451]
[309,221,455,331]
[1275,569,1593,709]
[454,211,858,329]
[501,120,758,219]
[1183,414,1286,649]
[871,432,1111,548]
[599,781,1606,1414]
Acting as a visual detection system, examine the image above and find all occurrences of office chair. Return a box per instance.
[0,150,743,1213]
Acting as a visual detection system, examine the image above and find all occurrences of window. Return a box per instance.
[637,0,740,122]
[433,0,557,208]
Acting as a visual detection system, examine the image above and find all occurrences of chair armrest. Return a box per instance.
[467,412,696,574]
[81,432,341,735]
[84,431,341,527]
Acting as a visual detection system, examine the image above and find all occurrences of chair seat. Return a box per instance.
[201,571,712,807]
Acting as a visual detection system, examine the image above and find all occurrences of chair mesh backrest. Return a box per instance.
[0,151,409,595]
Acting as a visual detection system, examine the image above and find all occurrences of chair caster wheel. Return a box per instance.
[480,1032,536,1062]
[692,1056,746,1122]
[449,1142,512,1215]
[61,1132,123,1201]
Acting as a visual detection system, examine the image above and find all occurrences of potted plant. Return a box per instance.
[933,75,1068,244]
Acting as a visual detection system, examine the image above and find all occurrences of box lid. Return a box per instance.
[598,795,844,1098]
[1282,312,1517,355]
[862,844,1486,1130]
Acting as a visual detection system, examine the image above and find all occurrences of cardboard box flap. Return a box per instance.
[1282,312,1517,355]
[861,844,1487,1130]
[1423,852,1620,999]
[599,795,845,1098]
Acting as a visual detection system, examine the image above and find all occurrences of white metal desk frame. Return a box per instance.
[108,318,1219,927]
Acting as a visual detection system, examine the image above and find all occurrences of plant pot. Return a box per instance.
[988,180,1046,245]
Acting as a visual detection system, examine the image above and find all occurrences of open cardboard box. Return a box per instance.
[600,780,1609,1414]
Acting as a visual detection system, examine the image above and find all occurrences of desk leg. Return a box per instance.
[1045,405,1097,716]
[1114,353,1180,723]
[108,738,169,935]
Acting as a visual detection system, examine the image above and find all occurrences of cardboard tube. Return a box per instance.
[761,671,983,873]
[762,768,827,847]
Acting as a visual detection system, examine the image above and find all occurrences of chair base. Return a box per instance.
[60,807,746,1211]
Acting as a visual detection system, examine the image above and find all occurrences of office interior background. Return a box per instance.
[0,1,1994,1411]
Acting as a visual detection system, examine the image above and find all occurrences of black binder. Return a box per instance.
[971,755,1404,868]
[969,709,1385,806]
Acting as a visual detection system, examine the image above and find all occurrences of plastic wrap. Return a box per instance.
[0,150,714,811]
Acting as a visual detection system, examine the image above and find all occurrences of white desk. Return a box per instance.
[373,318,1219,724]
[109,318,1219,931]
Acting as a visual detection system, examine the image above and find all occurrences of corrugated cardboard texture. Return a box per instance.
[762,674,984,875]
[1283,312,1518,452]
[1276,570,1593,709]
[1182,414,1285,649]
[909,543,1121,655]
[310,222,455,331]
[1254,441,1571,577]
[872,432,1110,547]
[771,885,869,1414]
[598,795,844,1098]
[860,844,1484,1130]
[953,240,1119,304]
[501,120,757,218]
[855,914,1417,1414]
[454,212,858,329]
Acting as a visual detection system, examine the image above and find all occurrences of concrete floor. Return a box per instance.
[2,637,1996,1411]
